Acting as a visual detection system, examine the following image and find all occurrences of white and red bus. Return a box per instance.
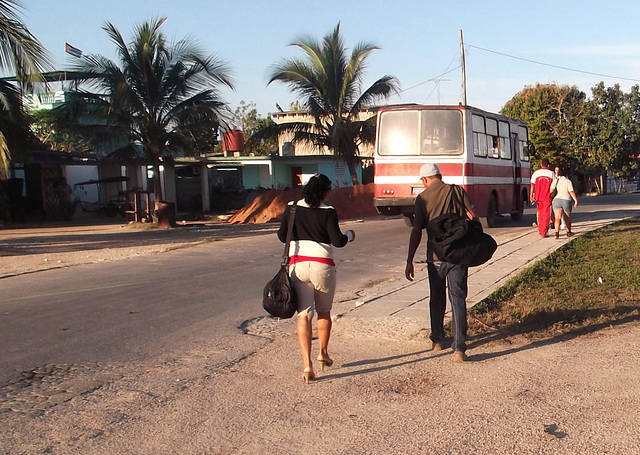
[373,104,531,227]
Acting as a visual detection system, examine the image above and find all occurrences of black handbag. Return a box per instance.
[262,205,298,318]
[427,185,497,267]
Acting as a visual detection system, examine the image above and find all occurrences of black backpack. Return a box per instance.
[427,185,497,267]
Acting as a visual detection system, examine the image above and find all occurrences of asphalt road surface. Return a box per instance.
[0,194,636,386]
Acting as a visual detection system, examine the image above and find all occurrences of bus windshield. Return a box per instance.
[377,109,463,156]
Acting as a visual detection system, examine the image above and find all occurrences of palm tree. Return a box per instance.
[68,17,234,203]
[263,22,399,184]
[0,0,52,179]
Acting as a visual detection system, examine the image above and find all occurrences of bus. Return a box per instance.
[373,104,531,227]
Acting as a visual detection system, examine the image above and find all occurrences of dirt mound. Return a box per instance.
[227,183,380,224]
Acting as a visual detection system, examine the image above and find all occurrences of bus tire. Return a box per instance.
[510,190,527,221]
[402,213,414,227]
[482,194,498,228]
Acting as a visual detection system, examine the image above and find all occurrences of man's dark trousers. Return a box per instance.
[427,261,469,352]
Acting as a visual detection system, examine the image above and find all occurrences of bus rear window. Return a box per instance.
[377,109,463,156]
[421,110,463,155]
[377,110,420,155]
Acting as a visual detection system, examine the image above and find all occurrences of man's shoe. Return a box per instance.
[452,351,468,363]
[431,342,444,352]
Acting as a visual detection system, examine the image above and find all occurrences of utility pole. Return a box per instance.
[459,29,467,106]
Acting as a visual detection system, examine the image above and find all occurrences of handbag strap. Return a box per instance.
[282,203,297,265]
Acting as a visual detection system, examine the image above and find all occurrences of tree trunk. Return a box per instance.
[150,160,175,228]
[154,200,176,229]
[0,180,11,225]
[152,161,163,203]
[347,160,359,186]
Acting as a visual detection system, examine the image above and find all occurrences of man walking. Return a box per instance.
[530,159,555,238]
[405,163,477,363]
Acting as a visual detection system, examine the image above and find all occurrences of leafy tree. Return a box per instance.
[254,22,399,184]
[578,83,640,193]
[623,85,640,177]
[501,83,586,169]
[503,82,640,194]
[0,0,52,178]
[65,17,234,203]
[231,101,276,156]
[173,107,221,155]
[30,109,94,153]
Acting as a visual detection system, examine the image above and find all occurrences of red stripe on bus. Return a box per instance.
[375,161,526,178]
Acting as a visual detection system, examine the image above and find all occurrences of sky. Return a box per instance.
[19,0,640,124]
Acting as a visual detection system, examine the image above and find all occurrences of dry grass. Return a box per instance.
[468,217,640,341]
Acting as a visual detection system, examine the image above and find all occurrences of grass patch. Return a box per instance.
[468,217,640,342]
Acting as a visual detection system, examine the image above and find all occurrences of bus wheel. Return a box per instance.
[482,194,498,228]
[510,191,527,221]
[402,213,414,227]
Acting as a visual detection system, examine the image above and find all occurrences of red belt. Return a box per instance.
[289,255,335,266]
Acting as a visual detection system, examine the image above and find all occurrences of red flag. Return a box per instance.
[64,42,83,58]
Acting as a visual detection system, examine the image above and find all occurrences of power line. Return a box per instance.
[467,44,640,84]
[399,64,460,94]
[395,43,640,102]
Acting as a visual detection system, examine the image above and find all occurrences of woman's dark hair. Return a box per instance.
[302,173,332,208]
[556,166,567,177]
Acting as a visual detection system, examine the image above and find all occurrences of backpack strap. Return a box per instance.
[448,184,468,219]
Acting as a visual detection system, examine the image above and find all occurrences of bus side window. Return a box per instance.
[500,136,511,159]
[490,136,500,158]
[473,132,488,157]
[517,126,530,161]
[519,141,530,160]
[485,118,499,159]
[499,121,511,159]
[472,114,487,157]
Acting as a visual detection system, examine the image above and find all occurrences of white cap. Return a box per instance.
[419,163,441,178]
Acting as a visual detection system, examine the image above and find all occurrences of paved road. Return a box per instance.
[2,193,637,387]
[0,216,410,385]
[1,193,639,454]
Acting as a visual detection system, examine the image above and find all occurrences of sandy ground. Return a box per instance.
[2,191,640,454]
[2,295,640,454]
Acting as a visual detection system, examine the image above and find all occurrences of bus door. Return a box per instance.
[511,126,530,221]
[511,131,520,194]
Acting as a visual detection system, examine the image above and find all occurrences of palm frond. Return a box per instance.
[261,22,398,184]
[0,130,9,178]
[0,0,53,79]
[351,75,400,115]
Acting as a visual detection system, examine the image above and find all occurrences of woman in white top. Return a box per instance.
[550,167,579,238]
[278,174,355,383]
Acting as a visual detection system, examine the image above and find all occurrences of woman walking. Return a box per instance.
[277,174,355,383]
[550,167,579,238]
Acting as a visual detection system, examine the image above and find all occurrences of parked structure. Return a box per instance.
[6,87,368,221]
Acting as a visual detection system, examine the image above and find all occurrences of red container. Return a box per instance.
[222,130,245,152]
